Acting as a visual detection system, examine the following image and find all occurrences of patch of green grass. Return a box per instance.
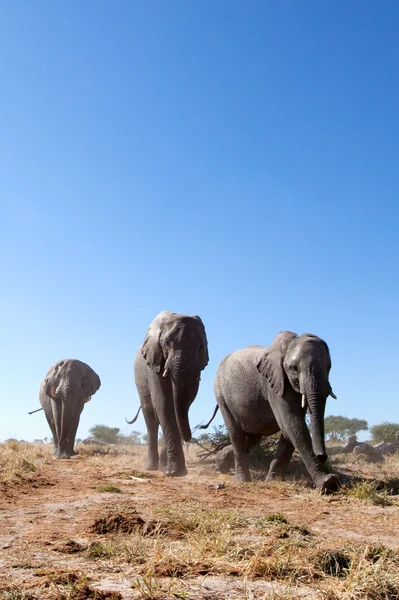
[265,513,289,524]
[96,485,122,493]
[346,481,392,506]
[20,459,36,472]
[87,541,115,559]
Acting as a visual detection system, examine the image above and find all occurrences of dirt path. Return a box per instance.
[0,452,399,599]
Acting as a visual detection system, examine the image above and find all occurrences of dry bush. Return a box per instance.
[0,441,50,484]
[76,443,138,457]
[76,445,148,476]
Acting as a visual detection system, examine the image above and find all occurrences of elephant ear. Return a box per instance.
[256,331,297,396]
[81,364,101,398]
[141,312,168,374]
[44,360,64,399]
[193,315,209,371]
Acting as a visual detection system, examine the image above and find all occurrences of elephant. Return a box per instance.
[39,359,101,459]
[204,332,340,492]
[215,445,235,473]
[127,311,209,477]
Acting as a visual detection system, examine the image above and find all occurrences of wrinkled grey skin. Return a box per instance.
[215,445,235,473]
[130,311,209,477]
[213,332,340,492]
[39,359,101,459]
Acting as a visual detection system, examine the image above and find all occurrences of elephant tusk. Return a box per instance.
[329,390,337,399]
[50,386,56,397]
[84,396,91,403]
[163,369,168,378]
[301,394,306,409]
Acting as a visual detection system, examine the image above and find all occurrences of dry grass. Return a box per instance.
[0,570,123,599]
[83,498,399,599]
[0,441,50,485]
[1,442,399,599]
[345,480,394,506]
[76,443,139,457]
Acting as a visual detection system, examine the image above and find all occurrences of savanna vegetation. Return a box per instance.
[0,431,398,600]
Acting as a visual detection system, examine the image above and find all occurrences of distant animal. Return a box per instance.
[39,359,101,459]
[215,445,235,473]
[327,435,358,456]
[204,332,340,493]
[127,311,209,477]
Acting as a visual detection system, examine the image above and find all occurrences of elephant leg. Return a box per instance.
[143,408,160,471]
[269,398,339,492]
[217,395,250,482]
[40,395,59,456]
[135,370,160,471]
[52,399,79,459]
[148,374,186,477]
[45,415,58,456]
[266,434,294,481]
[159,445,167,470]
[50,398,68,459]
[65,408,82,457]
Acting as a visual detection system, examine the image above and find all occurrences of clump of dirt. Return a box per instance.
[130,470,155,479]
[90,508,159,536]
[37,571,122,599]
[117,469,156,480]
[40,570,81,585]
[52,539,86,553]
[152,560,214,577]
[65,585,122,600]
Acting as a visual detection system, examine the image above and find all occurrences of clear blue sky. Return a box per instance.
[1,1,398,442]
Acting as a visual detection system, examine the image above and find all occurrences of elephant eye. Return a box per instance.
[291,364,298,372]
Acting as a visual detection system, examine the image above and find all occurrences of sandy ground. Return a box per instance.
[0,445,398,599]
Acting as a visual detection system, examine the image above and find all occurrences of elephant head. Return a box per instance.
[257,331,336,463]
[141,311,209,442]
[44,359,101,455]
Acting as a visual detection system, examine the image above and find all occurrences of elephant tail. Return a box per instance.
[28,407,44,415]
[125,406,141,425]
[196,405,219,430]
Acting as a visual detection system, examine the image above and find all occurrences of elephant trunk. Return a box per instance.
[168,350,200,443]
[171,380,196,442]
[307,392,328,463]
[51,397,64,444]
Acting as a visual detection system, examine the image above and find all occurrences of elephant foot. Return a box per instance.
[159,449,167,470]
[164,467,188,477]
[265,472,283,482]
[217,466,231,474]
[235,470,251,483]
[54,450,72,460]
[317,473,341,494]
[146,462,159,471]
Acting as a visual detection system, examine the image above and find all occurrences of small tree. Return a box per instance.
[128,431,143,445]
[346,418,369,437]
[370,422,399,444]
[196,425,230,449]
[89,425,121,445]
[193,425,277,465]
[324,415,368,442]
